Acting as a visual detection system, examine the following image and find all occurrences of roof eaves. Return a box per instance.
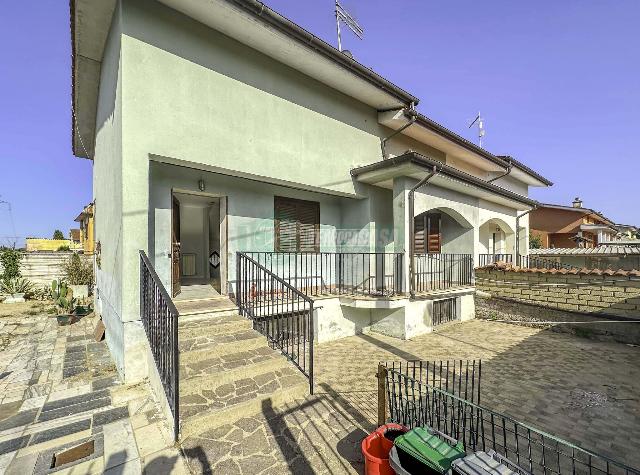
[351,151,538,207]
[408,112,509,169]
[228,0,419,107]
[496,155,553,186]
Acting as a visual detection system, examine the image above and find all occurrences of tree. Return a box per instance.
[529,232,543,249]
[0,247,23,280]
[53,229,65,240]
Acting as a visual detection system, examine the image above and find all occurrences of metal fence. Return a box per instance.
[139,251,179,442]
[517,255,577,270]
[244,252,404,297]
[380,360,639,475]
[237,252,314,394]
[414,253,474,292]
[478,253,514,267]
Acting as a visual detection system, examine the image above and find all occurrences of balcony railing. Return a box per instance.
[414,253,474,292]
[244,252,404,298]
[478,253,513,267]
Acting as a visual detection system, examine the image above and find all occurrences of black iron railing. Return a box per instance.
[381,361,639,475]
[517,255,577,270]
[237,252,314,394]
[139,250,179,442]
[244,252,404,297]
[414,253,474,292]
[479,253,514,267]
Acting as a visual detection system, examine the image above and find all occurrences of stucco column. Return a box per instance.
[393,177,410,294]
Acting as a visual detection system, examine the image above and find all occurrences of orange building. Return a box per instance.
[530,198,616,248]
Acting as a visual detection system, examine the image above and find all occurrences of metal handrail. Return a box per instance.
[237,252,315,394]
[139,250,179,441]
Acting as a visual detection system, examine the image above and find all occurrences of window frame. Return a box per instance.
[274,196,320,253]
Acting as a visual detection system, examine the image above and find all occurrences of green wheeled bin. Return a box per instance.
[390,426,466,474]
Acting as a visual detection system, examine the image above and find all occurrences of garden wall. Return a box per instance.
[475,264,640,319]
[0,252,92,288]
[475,294,640,345]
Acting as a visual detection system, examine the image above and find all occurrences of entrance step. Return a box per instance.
[179,331,266,361]
[180,368,308,440]
[178,312,310,441]
[178,313,252,340]
[175,297,236,317]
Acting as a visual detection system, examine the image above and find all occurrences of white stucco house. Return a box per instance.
[71,0,552,386]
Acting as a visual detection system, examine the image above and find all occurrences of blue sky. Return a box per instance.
[0,1,637,246]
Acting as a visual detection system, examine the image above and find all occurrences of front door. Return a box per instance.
[172,196,181,297]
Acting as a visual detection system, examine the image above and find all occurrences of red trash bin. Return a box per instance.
[362,424,409,475]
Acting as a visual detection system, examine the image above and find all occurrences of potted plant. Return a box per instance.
[62,253,93,299]
[51,280,78,325]
[1,278,33,303]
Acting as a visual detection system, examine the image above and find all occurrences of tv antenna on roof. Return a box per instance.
[468,111,485,148]
[335,0,363,52]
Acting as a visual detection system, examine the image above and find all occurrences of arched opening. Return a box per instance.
[479,218,516,265]
[413,207,474,255]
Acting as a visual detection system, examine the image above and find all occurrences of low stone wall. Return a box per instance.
[0,252,92,288]
[475,295,640,345]
[475,266,640,319]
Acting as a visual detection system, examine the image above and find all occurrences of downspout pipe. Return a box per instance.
[408,165,439,299]
[487,163,512,183]
[381,107,417,160]
[515,205,537,264]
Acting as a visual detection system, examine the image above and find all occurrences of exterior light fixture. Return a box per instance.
[198,179,205,192]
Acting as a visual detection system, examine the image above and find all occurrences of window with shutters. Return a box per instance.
[274,197,320,252]
[414,212,441,253]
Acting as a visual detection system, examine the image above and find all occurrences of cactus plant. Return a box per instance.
[51,279,77,314]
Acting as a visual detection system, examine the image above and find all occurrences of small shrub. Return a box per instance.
[28,285,54,301]
[0,247,23,280]
[529,232,543,249]
[1,278,33,295]
[57,245,70,252]
[61,253,93,286]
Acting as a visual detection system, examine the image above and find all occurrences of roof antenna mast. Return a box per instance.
[468,111,485,148]
[335,0,363,53]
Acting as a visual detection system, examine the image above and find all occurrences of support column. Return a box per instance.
[393,178,410,294]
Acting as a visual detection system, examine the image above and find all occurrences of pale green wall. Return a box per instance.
[93,2,125,375]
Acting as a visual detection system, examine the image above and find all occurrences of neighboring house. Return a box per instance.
[74,202,95,255]
[530,198,617,249]
[71,0,551,383]
[612,224,639,241]
[70,228,81,246]
[25,237,82,252]
[530,246,640,271]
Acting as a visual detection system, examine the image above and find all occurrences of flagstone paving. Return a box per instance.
[0,302,188,474]
[181,319,640,474]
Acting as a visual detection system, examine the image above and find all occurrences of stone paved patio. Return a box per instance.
[181,319,640,474]
[0,302,188,474]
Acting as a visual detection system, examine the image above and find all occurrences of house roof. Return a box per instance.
[351,151,538,208]
[480,261,640,276]
[535,203,615,226]
[529,246,640,256]
[378,109,552,187]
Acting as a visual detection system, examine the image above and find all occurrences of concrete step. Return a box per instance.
[181,354,293,396]
[179,331,267,364]
[180,344,286,381]
[179,369,308,439]
[178,313,251,339]
[175,297,237,317]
